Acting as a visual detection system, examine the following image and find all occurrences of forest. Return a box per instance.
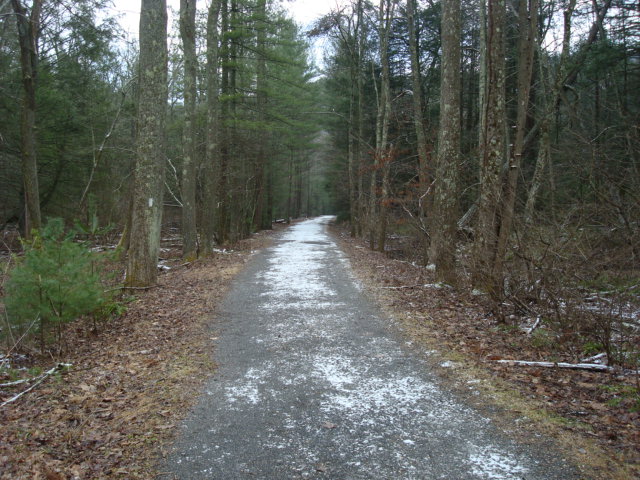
[0,0,639,476]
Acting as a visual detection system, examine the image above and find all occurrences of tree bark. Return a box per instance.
[472,0,506,297]
[356,0,366,238]
[125,0,168,287]
[180,0,198,260]
[12,0,43,238]
[430,0,461,283]
[252,0,270,231]
[201,0,222,255]
[373,0,395,253]
[407,0,430,261]
[492,0,538,283]
[216,0,231,244]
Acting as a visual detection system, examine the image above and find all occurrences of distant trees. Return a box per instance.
[320,0,638,321]
[1,0,325,286]
[1,0,130,234]
[3,0,637,299]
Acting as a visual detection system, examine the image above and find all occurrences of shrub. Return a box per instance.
[4,218,106,352]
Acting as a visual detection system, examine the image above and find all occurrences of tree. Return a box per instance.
[125,0,168,287]
[251,0,270,231]
[406,0,430,258]
[370,0,395,252]
[472,0,506,297]
[430,0,461,283]
[492,0,538,283]
[201,0,222,256]
[11,0,43,237]
[180,0,198,260]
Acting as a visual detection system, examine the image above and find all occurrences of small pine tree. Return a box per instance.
[4,218,105,352]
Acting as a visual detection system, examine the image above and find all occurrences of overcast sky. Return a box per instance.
[107,0,344,68]
[109,0,344,38]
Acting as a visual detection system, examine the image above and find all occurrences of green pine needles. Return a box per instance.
[4,218,106,352]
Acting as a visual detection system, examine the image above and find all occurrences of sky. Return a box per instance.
[108,0,344,67]
[109,0,344,38]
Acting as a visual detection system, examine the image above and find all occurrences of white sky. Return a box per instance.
[108,0,345,67]
[109,0,345,39]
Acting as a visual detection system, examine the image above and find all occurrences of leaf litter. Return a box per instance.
[332,225,640,480]
[0,227,280,479]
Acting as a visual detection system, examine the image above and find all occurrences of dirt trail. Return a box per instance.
[165,216,580,479]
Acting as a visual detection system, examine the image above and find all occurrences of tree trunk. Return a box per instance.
[252,0,270,231]
[356,0,366,238]
[430,0,461,283]
[12,0,43,238]
[216,0,231,244]
[472,0,506,297]
[374,0,395,253]
[492,0,538,283]
[180,0,198,260]
[477,0,487,150]
[407,0,430,261]
[125,0,168,287]
[201,0,222,255]
[348,59,358,236]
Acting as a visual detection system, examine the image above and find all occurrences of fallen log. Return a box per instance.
[496,359,615,372]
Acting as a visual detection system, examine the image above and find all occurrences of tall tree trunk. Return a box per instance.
[472,0,506,297]
[356,0,366,238]
[12,0,42,238]
[201,0,222,255]
[252,0,270,231]
[348,57,358,237]
[374,0,395,253]
[477,0,487,150]
[217,0,231,244]
[407,0,430,261]
[492,0,538,283]
[431,0,461,283]
[180,0,198,260]
[125,0,168,287]
[368,61,379,250]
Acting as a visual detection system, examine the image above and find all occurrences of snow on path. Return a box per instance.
[168,216,579,479]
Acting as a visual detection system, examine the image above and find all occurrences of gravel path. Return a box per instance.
[166,216,580,479]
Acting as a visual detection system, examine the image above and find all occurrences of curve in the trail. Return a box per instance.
[167,216,579,480]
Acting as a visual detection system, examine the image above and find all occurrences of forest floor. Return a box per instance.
[0,219,638,479]
[331,225,640,480]
[0,226,283,479]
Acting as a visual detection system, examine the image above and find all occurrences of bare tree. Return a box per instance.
[370,0,395,252]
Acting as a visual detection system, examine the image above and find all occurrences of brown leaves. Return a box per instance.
[1,229,280,479]
[334,225,640,469]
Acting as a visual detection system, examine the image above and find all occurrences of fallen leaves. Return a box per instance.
[0,228,279,479]
[334,226,640,477]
